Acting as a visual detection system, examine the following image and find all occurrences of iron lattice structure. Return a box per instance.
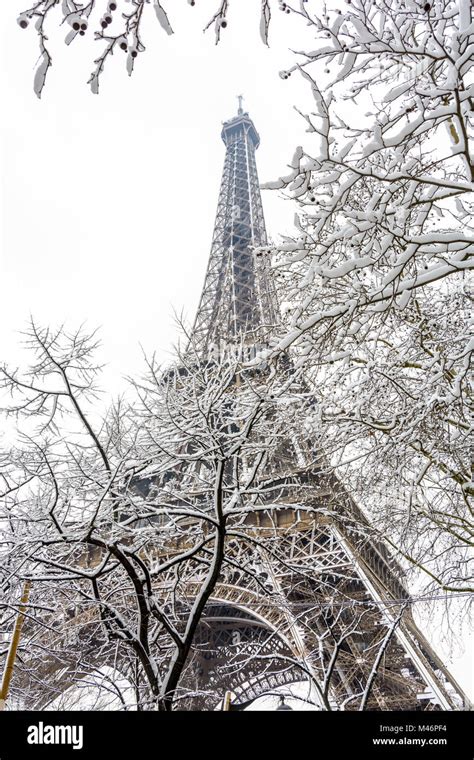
[191,105,279,362]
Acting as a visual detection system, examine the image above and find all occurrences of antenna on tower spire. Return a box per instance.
[237,94,244,115]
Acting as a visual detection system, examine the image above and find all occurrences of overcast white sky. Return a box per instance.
[1,1,472,703]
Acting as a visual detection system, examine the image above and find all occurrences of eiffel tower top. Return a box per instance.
[191,100,279,362]
[220,96,261,149]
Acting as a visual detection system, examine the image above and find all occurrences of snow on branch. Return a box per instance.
[16,0,278,95]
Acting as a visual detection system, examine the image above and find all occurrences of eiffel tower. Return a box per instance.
[164,99,469,711]
[5,101,469,713]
